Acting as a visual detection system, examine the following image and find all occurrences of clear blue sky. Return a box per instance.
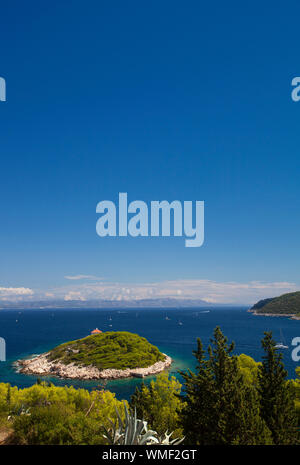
[1,1,300,303]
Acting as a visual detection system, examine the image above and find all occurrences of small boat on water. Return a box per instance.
[178,320,183,326]
[275,329,288,349]
[275,342,288,349]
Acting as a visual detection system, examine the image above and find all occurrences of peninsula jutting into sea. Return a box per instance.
[248,291,300,320]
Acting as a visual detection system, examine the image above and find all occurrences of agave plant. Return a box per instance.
[102,402,158,445]
[102,401,184,445]
[157,431,184,445]
[7,404,31,421]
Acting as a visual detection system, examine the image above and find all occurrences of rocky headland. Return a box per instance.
[17,352,172,380]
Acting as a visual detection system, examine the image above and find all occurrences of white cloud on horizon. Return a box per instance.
[2,280,299,305]
[64,291,86,301]
[43,279,300,305]
[0,287,34,301]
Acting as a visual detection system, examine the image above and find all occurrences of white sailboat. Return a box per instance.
[275,329,288,349]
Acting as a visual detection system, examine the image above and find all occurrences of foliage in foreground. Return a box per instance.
[130,371,184,438]
[0,327,299,445]
[179,327,299,445]
[0,383,127,445]
[102,401,183,445]
[258,332,298,444]
[292,367,300,424]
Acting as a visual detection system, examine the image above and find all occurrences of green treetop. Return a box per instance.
[258,331,299,445]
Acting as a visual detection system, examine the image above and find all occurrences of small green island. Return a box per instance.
[249,291,300,319]
[18,331,172,380]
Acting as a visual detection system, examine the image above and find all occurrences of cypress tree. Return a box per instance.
[179,327,272,445]
[258,331,299,445]
[178,336,216,444]
[130,382,153,424]
[6,384,11,409]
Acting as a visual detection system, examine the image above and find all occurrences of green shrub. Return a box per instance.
[0,382,127,445]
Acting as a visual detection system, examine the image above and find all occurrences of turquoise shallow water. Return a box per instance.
[0,307,299,400]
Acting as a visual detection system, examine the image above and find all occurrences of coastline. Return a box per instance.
[16,352,172,380]
[248,309,300,320]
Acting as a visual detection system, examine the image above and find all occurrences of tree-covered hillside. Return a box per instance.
[251,297,275,310]
[250,291,300,315]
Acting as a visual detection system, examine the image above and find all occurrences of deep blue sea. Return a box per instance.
[0,307,299,400]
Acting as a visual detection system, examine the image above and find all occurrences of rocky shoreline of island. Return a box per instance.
[16,352,172,380]
[248,309,300,320]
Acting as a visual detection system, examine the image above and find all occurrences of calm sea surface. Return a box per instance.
[0,307,299,400]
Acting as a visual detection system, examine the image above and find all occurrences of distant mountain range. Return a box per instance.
[0,298,216,310]
[249,291,300,317]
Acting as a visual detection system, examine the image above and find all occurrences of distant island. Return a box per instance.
[17,331,172,380]
[249,291,300,319]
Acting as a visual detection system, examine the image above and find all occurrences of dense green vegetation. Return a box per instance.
[178,328,272,444]
[130,371,184,438]
[251,291,300,315]
[178,327,299,445]
[251,297,275,310]
[258,332,298,444]
[0,327,299,445]
[47,331,165,370]
[0,383,127,444]
[132,329,300,445]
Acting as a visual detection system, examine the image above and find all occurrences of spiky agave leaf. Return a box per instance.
[158,431,185,445]
[101,402,184,445]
